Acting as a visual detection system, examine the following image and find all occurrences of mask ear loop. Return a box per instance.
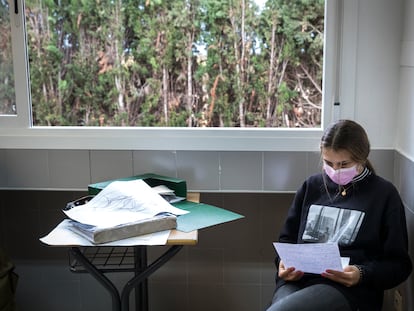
[322,164,342,203]
[320,150,344,202]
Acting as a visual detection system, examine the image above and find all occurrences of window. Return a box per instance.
[0,0,340,151]
[1,0,32,128]
[0,0,15,115]
[26,0,325,128]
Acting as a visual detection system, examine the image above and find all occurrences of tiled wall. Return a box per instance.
[0,149,324,191]
[0,148,412,311]
[1,190,293,311]
[393,152,414,311]
[0,149,397,191]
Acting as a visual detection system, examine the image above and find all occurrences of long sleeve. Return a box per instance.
[357,186,412,289]
[278,181,307,244]
[278,175,326,244]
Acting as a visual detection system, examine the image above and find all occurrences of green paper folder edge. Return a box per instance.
[87,174,244,232]
[175,201,244,232]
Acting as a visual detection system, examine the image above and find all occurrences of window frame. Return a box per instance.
[0,0,342,152]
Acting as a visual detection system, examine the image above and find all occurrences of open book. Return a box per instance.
[63,179,188,243]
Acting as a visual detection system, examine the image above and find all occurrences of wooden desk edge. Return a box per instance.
[167,229,198,245]
[166,192,199,245]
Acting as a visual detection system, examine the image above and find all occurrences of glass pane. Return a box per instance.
[26,0,324,127]
[0,0,16,115]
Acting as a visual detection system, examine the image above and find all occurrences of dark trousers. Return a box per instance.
[266,283,353,311]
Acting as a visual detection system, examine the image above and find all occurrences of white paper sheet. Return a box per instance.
[273,242,346,274]
[63,179,188,228]
[40,219,171,246]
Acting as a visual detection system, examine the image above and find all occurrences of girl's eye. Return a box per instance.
[324,160,352,168]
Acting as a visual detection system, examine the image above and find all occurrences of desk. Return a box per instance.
[41,191,243,311]
[69,229,197,311]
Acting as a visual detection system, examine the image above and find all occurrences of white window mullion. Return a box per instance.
[1,0,32,128]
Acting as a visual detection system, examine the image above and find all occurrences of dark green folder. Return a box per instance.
[88,173,187,198]
[174,200,244,232]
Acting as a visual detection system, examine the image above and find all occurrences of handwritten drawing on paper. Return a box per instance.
[63,179,188,228]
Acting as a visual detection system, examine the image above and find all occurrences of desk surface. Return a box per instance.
[167,192,200,245]
[167,229,198,245]
[166,192,199,246]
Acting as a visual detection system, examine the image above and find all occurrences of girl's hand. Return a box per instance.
[321,265,360,287]
[278,260,304,281]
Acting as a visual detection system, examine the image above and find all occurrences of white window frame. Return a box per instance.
[0,0,346,152]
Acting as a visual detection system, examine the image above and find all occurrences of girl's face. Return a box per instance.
[322,147,363,173]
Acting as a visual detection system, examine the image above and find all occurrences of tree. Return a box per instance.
[0,0,15,114]
[24,0,324,128]
[259,0,324,127]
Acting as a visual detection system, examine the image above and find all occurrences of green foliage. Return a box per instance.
[23,0,324,128]
[0,55,15,114]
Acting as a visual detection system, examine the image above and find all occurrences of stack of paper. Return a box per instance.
[273,242,349,274]
[152,185,186,203]
[63,179,188,244]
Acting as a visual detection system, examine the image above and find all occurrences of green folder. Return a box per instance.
[88,173,187,198]
[174,200,244,232]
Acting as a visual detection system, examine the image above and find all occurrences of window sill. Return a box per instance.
[0,127,323,151]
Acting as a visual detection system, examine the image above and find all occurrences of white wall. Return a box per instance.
[339,0,405,149]
[398,0,414,160]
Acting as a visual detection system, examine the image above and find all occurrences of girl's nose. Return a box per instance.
[332,164,342,170]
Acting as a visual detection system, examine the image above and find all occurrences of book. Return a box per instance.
[67,213,177,244]
[63,179,188,229]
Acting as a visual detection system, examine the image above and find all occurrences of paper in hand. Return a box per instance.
[273,242,345,274]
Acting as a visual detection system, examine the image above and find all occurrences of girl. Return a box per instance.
[266,120,412,311]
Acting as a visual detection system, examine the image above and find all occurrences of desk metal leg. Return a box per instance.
[70,247,122,311]
[121,245,183,311]
[70,245,183,311]
[134,246,148,311]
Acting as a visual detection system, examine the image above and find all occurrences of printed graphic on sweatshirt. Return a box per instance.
[302,204,365,245]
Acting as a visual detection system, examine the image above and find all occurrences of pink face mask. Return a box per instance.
[323,163,358,185]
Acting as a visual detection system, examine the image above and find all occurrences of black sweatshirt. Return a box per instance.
[275,169,412,310]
